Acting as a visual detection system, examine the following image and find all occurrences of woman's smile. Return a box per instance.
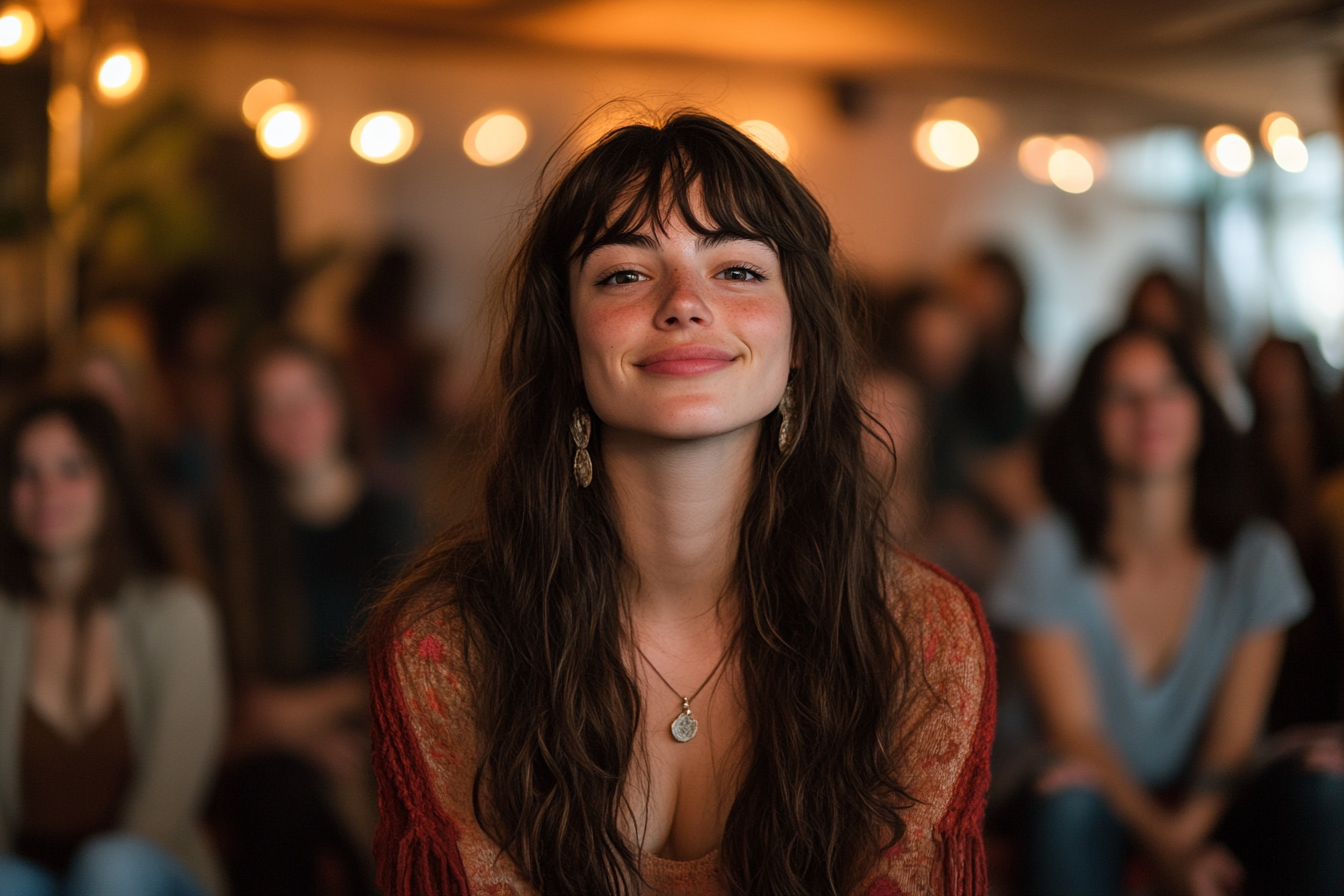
[635,345,737,376]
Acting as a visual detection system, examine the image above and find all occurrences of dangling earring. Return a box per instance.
[571,408,593,487]
[777,382,796,453]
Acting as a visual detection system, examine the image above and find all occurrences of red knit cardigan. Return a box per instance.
[370,551,996,895]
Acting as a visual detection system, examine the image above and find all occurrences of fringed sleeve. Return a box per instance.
[370,628,471,896]
[864,552,997,896]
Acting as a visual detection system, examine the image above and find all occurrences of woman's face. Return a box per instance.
[252,352,345,473]
[10,415,105,559]
[569,196,793,442]
[1097,336,1201,480]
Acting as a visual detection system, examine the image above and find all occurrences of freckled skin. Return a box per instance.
[569,206,793,443]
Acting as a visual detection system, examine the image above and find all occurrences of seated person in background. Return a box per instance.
[0,395,226,896]
[990,328,1344,896]
[208,332,413,895]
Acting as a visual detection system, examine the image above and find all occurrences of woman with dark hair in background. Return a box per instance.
[991,329,1344,895]
[0,395,226,896]
[365,111,994,896]
[208,333,413,896]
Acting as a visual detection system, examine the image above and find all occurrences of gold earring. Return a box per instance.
[777,383,796,453]
[571,408,593,487]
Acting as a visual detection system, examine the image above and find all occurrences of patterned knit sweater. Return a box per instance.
[369,551,995,895]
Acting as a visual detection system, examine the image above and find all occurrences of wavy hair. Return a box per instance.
[1040,327,1251,563]
[368,111,910,895]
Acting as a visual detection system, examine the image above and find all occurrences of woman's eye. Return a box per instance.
[600,270,646,286]
[718,267,762,282]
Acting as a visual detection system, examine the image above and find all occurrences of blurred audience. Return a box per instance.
[989,328,1344,896]
[0,395,227,896]
[1123,270,1252,431]
[206,332,412,896]
[1246,336,1344,731]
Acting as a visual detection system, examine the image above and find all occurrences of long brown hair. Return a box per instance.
[368,111,910,895]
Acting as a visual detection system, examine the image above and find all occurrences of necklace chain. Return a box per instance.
[633,642,730,704]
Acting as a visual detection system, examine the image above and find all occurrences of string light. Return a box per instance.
[463,111,528,166]
[1019,134,1106,193]
[738,120,790,162]
[352,111,417,164]
[257,102,314,159]
[93,43,147,104]
[0,5,41,63]
[1204,125,1252,177]
[1272,135,1308,173]
[1260,112,1299,153]
[242,78,294,127]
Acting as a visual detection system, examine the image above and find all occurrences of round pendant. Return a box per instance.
[670,710,698,743]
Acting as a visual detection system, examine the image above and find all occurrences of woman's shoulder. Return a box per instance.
[885,549,994,680]
[118,576,220,632]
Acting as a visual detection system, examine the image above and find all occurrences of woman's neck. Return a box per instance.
[34,549,91,610]
[602,423,757,631]
[282,454,363,526]
[1105,471,1196,562]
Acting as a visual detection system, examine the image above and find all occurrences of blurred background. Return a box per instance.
[2,2,1343,895]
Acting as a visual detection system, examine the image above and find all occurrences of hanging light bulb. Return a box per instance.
[0,4,41,63]
[93,43,148,104]
[463,111,528,166]
[914,118,979,170]
[257,102,314,159]
[242,78,294,127]
[1204,125,1252,177]
[352,111,417,164]
[1260,112,1299,153]
[1272,135,1308,173]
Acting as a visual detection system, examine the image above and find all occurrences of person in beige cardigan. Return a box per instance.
[0,395,226,896]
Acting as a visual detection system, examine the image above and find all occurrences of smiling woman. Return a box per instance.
[364,111,994,896]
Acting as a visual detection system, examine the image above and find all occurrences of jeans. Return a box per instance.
[1021,762,1344,896]
[0,834,206,896]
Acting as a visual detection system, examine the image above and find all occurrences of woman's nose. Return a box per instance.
[653,268,714,330]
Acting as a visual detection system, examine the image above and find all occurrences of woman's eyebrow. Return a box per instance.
[698,231,774,252]
[578,232,658,266]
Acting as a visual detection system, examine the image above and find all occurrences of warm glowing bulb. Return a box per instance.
[1019,136,1057,184]
[94,44,148,103]
[1272,135,1308,173]
[915,119,978,170]
[1260,112,1299,152]
[0,5,41,63]
[1204,126,1252,176]
[242,78,294,126]
[1048,148,1095,193]
[257,102,313,159]
[352,111,417,164]
[738,120,790,162]
[464,112,528,166]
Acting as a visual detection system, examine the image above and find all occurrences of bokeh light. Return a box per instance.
[1204,125,1252,176]
[352,111,417,164]
[463,111,528,166]
[1272,135,1309,173]
[94,44,148,104]
[914,119,979,170]
[1260,112,1299,152]
[257,102,314,159]
[1048,147,1094,193]
[0,5,41,63]
[738,119,790,162]
[1018,135,1057,184]
[242,78,294,127]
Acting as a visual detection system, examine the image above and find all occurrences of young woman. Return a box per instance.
[991,329,1344,895]
[365,112,994,896]
[0,395,226,896]
[209,333,413,894]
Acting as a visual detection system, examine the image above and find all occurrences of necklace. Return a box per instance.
[634,643,731,743]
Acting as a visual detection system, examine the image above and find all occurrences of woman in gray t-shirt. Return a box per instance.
[989,328,1343,896]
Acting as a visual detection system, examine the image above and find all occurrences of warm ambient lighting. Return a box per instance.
[256,102,314,159]
[1204,125,1252,177]
[464,111,528,166]
[914,119,979,170]
[94,44,147,104]
[352,111,417,164]
[738,120,790,162]
[242,78,294,127]
[0,5,41,63]
[1260,112,1299,152]
[1272,135,1309,173]
[1019,134,1106,193]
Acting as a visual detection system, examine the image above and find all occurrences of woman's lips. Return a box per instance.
[636,346,736,376]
